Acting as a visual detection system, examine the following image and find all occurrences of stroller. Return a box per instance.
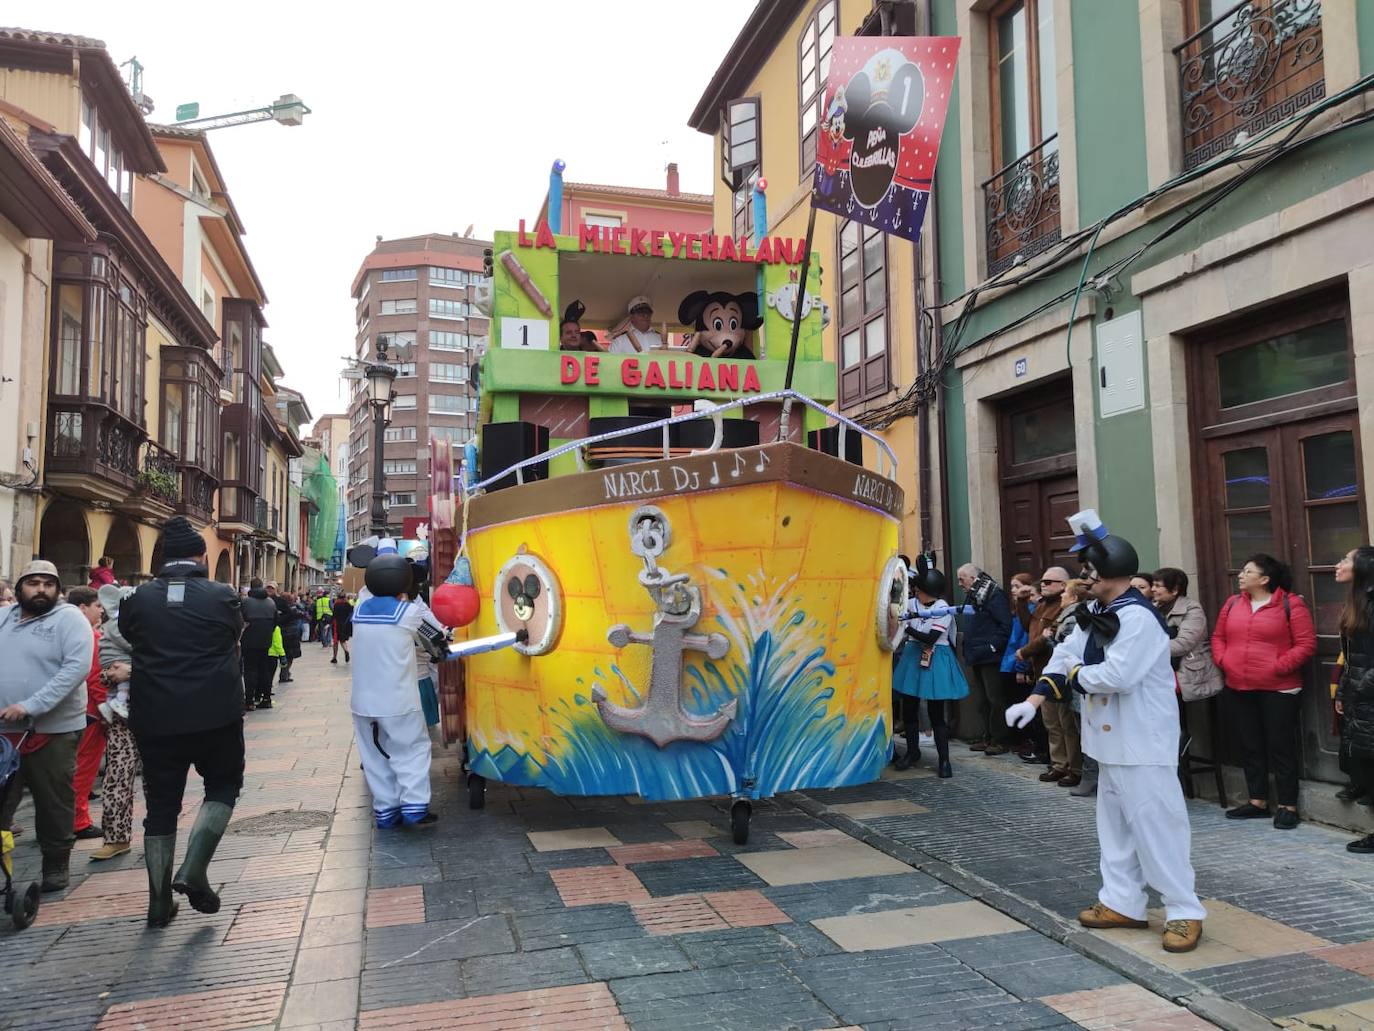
[1,724,40,930]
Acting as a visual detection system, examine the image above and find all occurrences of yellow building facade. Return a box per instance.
[690,0,940,556]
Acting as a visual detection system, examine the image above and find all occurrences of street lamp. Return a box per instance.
[364,344,397,538]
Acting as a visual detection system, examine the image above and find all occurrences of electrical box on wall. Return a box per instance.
[1096,310,1145,418]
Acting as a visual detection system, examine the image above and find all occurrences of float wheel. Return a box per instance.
[467,773,486,810]
[730,800,752,845]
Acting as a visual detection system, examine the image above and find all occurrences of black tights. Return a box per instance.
[898,696,950,761]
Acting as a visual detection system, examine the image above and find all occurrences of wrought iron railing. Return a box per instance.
[1175,0,1324,170]
[982,135,1061,278]
[180,467,217,519]
[96,416,140,480]
[139,440,181,504]
[254,496,269,531]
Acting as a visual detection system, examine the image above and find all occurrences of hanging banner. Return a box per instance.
[813,36,960,242]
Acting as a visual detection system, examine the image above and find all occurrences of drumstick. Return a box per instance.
[498,250,553,317]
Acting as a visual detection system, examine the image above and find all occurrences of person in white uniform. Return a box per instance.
[1006,509,1206,954]
[608,295,663,354]
[351,551,447,828]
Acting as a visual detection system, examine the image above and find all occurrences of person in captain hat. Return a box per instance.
[608,295,663,355]
[1006,509,1206,954]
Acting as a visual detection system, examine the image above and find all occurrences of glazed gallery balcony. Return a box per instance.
[46,402,184,518]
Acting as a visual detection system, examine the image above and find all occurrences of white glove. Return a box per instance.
[1005,701,1037,729]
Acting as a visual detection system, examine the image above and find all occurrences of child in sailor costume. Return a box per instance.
[1006,510,1206,954]
[892,557,968,778]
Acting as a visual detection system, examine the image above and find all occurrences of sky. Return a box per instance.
[12,0,753,423]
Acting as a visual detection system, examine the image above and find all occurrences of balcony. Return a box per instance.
[982,135,1061,278]
[46,402,145,504]
[177,466,219,525]
[1175,0,1324,171]
[254,496,269,533]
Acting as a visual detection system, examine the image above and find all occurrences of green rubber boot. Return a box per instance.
[144,834,179,928]
[172,801,233,914]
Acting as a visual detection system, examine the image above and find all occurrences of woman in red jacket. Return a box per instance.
[1212,553,1317,829]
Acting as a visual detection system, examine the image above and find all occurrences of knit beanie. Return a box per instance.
[161,516,205,560]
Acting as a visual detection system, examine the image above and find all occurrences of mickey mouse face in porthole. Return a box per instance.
[839,49,924,208]
[494,551,562,656]
[875,555,910,653]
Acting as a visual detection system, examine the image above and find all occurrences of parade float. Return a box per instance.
[420,35,957,842]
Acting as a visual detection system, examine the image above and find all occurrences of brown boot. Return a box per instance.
[1162,919,1203,953]
[1039,768,1066,783]
[1078,902,1148,929]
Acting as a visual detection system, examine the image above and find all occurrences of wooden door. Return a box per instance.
[1000,474,1079,579]
[998,383,1077,578]
[1199,415,1365,781]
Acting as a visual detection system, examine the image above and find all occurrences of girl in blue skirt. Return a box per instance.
[892,558,970,778]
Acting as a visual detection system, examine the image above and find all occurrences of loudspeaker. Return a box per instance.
[808,425,864,466]
[671,418,761,452]
[480,421,549,491]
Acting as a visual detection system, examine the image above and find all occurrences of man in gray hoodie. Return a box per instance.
[0,560,95,892]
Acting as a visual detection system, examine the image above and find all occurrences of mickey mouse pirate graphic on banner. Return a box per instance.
[812,36,960,242]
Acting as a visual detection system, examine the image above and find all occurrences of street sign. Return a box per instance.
[175,102,200,121]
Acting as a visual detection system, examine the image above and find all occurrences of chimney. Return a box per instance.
[666,162,680,197]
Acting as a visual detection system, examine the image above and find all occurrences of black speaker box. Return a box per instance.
[808,425,864,466]
[481,421,549,491]
[671,418,761,451]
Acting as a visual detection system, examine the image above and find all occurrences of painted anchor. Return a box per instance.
[592,506,734,747]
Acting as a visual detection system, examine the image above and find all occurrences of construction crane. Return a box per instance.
[171,94,311,132]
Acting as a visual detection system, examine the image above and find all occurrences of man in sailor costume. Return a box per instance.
[1006,510,1205,953]
[351,545,446,828]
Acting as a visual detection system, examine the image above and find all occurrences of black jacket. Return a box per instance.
[961,579,1012,667]
[239,588,278,651]
[1339,606,1374,764]
[119,561,244,737]
[274,595,301,641]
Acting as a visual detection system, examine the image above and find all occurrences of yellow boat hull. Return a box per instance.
[461,443,903,801]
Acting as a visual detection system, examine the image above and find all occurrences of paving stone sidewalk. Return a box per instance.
[794,744,1374,1031]
[4,647,1366,1029]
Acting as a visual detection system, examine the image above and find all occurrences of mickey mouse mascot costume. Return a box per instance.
[1006,510,1206,953]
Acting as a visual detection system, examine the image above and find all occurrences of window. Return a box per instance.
[429,298,469,320]
[191,170,209,200]
[393,395,417,410]
[383,460,417,474]
[388,491,416,507]
[55,284,82,395]
[384,426,418,442]
[469,395,479,412]
[381,268,417,282]
[79,99,94,155]
[984,0,1060,276]
[430,426,469,446]
[799,1,837,176]
[836,220,889,406]
[582,213,623,229]
[430,393,465,413]
[164,382,184,457]
[393,362,417,377]
[992,0,1057,170]
[721,97,760,187]
[732,182,753,241]
[202,288,215,322]
[52,249,148,416]
[432,363,467,383]
[224,432,240,481]
[430,331,467,351]
[380,298,417,315]
[429,267,470,287]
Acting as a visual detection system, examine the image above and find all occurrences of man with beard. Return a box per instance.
[0,560,95,892]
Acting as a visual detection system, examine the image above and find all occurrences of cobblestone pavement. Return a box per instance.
[2,650,1370,1029]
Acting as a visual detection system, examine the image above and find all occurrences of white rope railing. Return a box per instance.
[464,390,898,496]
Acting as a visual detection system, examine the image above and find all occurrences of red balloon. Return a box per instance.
[432,582,480,627]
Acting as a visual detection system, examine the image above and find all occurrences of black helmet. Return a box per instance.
[911,552,946,598]
[1067,509,1139,580]
[364,553,412,598]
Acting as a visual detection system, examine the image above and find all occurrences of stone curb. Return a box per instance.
[789,791,1280,1031]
